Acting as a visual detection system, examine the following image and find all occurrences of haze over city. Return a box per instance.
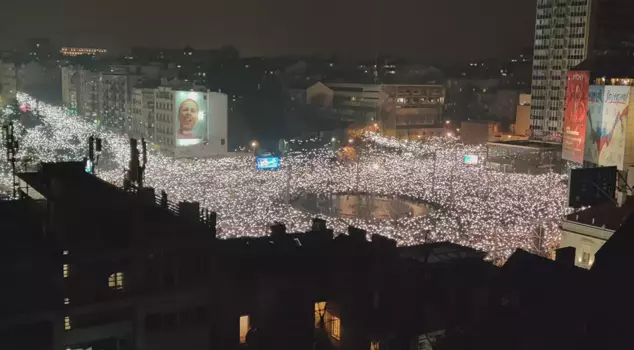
[2,0,537,62]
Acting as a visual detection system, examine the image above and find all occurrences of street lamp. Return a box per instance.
[348,138,354,144]
[251,141,259,155]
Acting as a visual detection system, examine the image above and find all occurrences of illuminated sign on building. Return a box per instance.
[562,71,589,164]
[585,86,630,170]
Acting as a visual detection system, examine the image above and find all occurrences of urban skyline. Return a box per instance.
[1,0,537,63]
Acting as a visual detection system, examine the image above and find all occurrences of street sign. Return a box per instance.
[568,166,617,208]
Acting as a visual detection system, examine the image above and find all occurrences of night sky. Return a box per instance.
[1,0,536,62]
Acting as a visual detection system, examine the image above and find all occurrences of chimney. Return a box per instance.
[311,218,327,231]
[348,226,367,243]
[270,222,287,240]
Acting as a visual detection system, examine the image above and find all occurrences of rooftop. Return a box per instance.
[17,162,215,241]
[564,196,634,231]
[487,140,562,151]
[398,241,487,263]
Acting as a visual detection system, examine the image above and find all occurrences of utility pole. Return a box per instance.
[2,123,19,199]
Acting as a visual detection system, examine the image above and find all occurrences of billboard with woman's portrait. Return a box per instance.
[174,91,208,146]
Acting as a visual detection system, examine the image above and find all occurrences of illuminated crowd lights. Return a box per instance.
[0,93,572,260]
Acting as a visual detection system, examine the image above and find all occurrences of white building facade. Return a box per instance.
[131,84,228,158]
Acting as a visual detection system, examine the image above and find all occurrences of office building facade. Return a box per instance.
[530,0,634,138]
[530,0,592,136]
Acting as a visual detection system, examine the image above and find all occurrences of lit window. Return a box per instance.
[239,315,250,344]
[108,272,124,290]
[63,264,69,278]
[314,301,326,327]
[64,316,71,331]
[581,252,591,265]
[331,315,341,340]
[64,297,70,305]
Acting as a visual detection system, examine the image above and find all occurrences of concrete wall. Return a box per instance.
[460,121,499,145]
[515,105,531,136]
[306,82,334,107]
[559,219,613,269]
[559,230,605,269]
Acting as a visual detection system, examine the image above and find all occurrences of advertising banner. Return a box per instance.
[598,86,630,170]
[562,71,589,163]
[174,91,207,147]
[584,86,605,165]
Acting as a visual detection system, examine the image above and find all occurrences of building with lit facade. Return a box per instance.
[76,68,101,119]
[530,0,634,138]
[130,81,228,158]
[60,47,108,57]
[560,198,634,269]
[63,64,162,131]
[305,82,446,140]
[530,0,593,136]
[98,67,143,132]
[486,140,563,174]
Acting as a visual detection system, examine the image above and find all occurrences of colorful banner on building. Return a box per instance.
[584,86,605,165]
[598,86,630,170]
[562,71,589,163]
[174,91,208,147]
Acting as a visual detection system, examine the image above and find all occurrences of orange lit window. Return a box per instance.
[314,302,326,327]
[239,315,250,344]
[330,315,341,340]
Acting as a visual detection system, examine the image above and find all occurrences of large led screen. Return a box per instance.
[174,91,207,147]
